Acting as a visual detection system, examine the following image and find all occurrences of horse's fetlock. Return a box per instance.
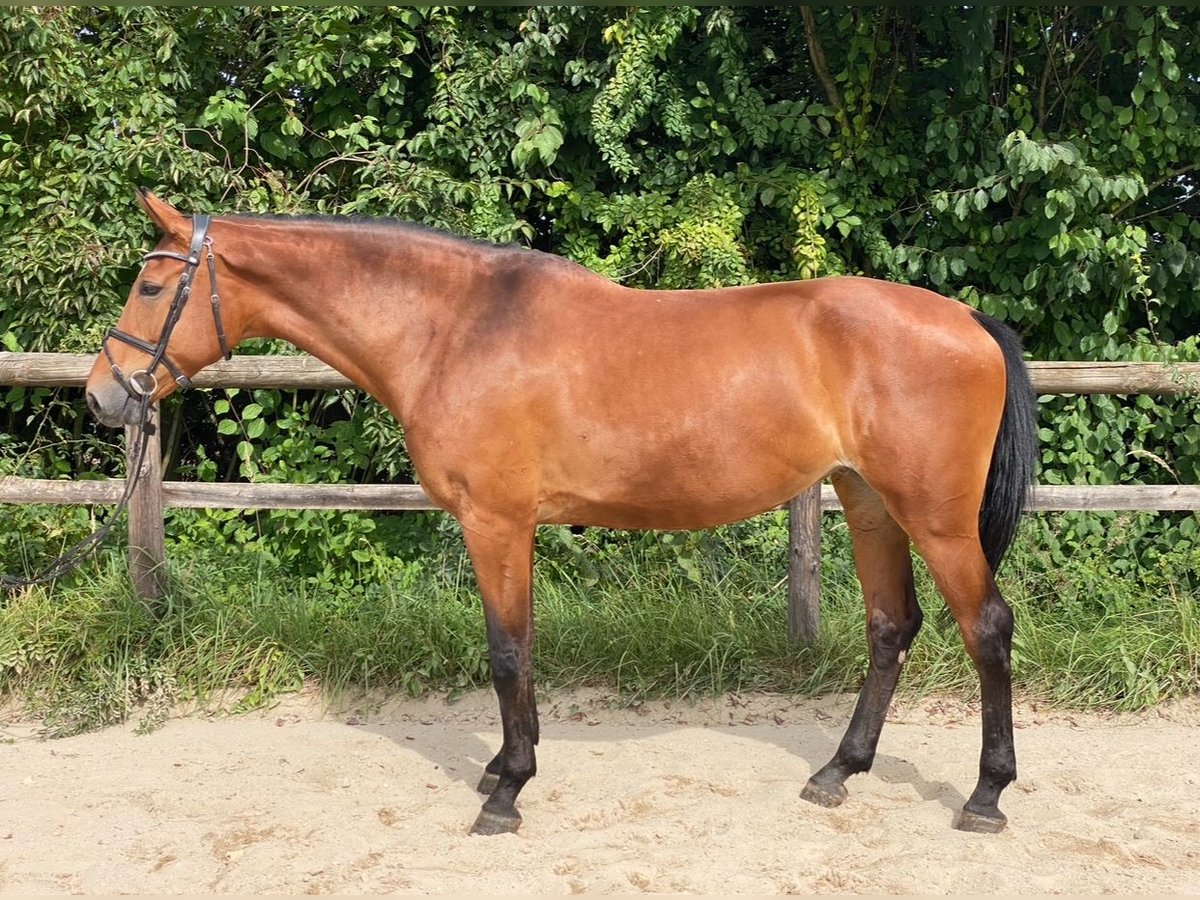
[503,756,537,784]
[982,749,1017,787]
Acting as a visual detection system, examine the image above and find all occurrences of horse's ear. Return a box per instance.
[135,188,187,238]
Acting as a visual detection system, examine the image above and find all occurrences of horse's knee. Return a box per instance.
[485,617,529,685]
[867,604,921,667]
[488,638,522,687]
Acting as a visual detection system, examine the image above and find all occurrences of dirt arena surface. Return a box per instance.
[2,686,1198,894]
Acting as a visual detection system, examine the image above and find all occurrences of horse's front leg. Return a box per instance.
[461,516,539,835]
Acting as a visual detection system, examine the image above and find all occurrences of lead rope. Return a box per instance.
[1,391,155,590]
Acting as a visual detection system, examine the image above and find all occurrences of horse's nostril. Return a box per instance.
[86,390,102,419]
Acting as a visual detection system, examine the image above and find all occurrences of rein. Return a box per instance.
[1,392,154,589]
[2,213,229,591]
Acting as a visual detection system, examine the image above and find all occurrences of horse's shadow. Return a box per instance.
[353,692,968,819]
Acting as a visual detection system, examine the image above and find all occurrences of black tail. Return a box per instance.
[971,312,1038,573]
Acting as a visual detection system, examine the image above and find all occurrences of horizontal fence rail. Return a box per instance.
[5,352,1200,394]
[2,351,1199,642]
[4,479,1200,513]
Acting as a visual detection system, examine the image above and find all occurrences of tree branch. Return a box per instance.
[799,6,846,128]
[1116,163,1200,218]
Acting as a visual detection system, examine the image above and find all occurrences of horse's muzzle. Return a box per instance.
[86,378,143,429]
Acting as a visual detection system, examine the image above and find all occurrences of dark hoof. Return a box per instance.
[469,806,522,836]
[956,808,1007,834]
[477,770,500,795]
[800,778,848,809]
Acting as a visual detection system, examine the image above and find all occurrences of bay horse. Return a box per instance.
[86,190,1036,836]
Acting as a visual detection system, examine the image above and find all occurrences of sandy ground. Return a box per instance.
[2,686,1199,895]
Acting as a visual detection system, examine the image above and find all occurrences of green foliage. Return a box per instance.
[590,7,699,177]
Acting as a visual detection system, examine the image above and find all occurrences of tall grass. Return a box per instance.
[1,513,1196,735]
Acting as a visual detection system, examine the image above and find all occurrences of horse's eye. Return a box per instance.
[139,282,163,298]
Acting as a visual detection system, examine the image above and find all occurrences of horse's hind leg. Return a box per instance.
[460,515,540,835]
[802,471,922,808]
[906,524,1015,833]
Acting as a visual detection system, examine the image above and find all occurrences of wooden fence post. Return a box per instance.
[124,402,165,602]
[787,485,822,644]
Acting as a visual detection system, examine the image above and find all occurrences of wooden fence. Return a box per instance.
[3,352,1199,642]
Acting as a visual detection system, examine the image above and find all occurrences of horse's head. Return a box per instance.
[86,190,235,427]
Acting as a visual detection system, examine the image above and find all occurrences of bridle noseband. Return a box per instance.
[103,213,232,399]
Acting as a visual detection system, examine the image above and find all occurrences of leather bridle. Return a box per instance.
[102,213,232,400]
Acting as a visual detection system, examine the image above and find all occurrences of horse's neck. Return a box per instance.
[238,222,480,421]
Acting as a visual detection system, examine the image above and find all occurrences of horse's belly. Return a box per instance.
[538,491,811,530]
[536,433,835,530]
